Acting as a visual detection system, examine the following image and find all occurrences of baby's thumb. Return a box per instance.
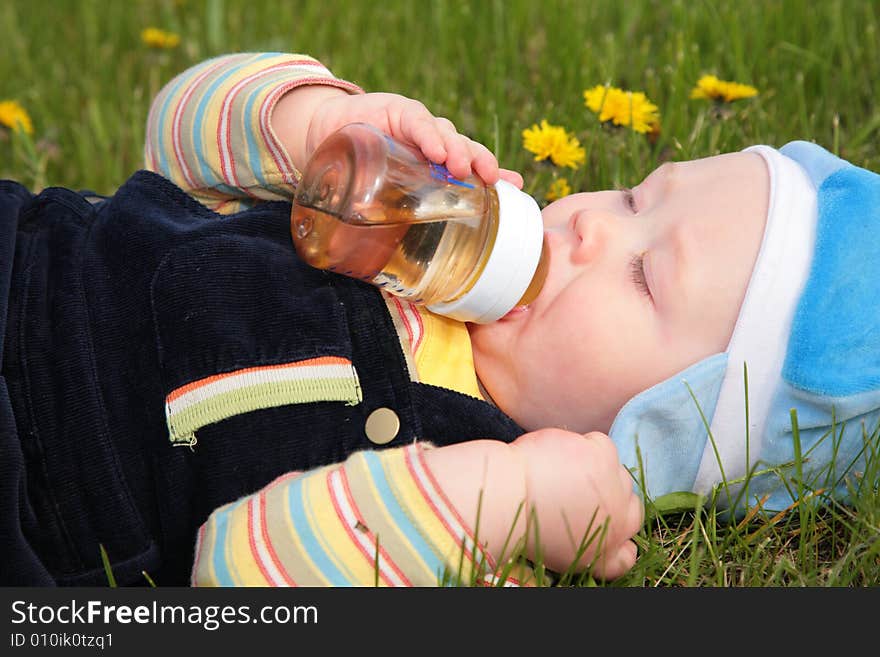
[498,169,524,189]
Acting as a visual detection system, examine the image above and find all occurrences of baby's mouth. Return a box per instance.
[500,305,531,320]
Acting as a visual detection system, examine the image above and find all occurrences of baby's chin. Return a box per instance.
[465,318,494,344]
[466,319,515,380]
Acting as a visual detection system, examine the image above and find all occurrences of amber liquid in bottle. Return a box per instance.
[291,123,547,316]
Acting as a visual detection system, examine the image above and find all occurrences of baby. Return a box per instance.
[2,52,877,588]
[169,54,880,582]
[239,53,880,516]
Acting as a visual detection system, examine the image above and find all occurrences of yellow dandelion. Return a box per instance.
[583,85,660,134]
[0,100,34,135]
[545,178,571,202]
[141,27,181,50]
[690,74,758,102]
[521,120,585,169]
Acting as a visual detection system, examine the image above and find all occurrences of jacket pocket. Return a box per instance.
[164,356,362,445]
[150,234,362,445]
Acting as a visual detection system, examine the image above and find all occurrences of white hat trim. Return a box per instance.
[692,146,818,495]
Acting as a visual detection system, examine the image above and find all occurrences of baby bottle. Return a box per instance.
[290,122,548,323]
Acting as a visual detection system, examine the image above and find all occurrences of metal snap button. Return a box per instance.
[365,407,400,445]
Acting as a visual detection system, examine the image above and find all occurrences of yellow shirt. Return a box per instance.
[382,294,483,400]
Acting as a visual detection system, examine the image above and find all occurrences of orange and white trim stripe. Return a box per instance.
[165,356,362,445]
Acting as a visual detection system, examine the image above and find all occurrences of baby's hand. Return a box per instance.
[512,428,644,579]
[306,91,524,189]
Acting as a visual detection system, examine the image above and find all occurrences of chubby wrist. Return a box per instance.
[270,84,350,171]
[420,440,528,567]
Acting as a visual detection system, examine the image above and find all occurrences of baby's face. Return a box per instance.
[470,150,770,433]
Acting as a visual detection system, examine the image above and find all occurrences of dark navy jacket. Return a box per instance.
[0,171,524,586]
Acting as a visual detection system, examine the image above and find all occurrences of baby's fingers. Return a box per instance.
[431,118,494,183]
[593,481,643,580]
[400,111,450,164]
[393,100,505,187]
[593,540,638,581]
[462,138,501,186]
[619,466,645,535]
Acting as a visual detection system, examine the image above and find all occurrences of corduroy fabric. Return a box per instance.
[0,171,524,586]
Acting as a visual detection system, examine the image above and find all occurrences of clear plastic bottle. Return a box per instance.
[290,122,548,323]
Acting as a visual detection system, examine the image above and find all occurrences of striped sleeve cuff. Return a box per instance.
[144,52,363,213]
[191,443,531,586]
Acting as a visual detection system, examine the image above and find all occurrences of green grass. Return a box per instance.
[3,0,879,587]
[2,0,878,195]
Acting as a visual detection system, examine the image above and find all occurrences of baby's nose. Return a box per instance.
[572,209,617,262]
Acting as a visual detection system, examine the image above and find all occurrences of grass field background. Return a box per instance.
[2,0,878,196]
[1,0,879,586]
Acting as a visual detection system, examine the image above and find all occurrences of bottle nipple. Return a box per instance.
[426,179,544,323]
[514,238,549,307]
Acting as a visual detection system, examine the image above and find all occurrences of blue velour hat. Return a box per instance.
[609,141,880,514]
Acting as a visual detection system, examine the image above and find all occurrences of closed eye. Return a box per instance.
[629,253,651,299]
[620,187,638,213]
